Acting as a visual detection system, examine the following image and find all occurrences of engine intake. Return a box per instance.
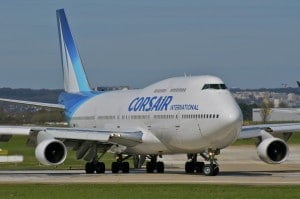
[35,139,67,165]
[257,137,289,164]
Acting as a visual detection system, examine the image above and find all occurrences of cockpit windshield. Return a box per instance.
[202,84,227,90]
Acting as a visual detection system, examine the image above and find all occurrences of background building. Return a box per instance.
[253,108,300,122]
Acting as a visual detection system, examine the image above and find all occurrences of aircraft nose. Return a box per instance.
[227,107,243,124]
[223,105,243,139]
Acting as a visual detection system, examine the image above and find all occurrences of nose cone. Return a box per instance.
[209,92,243,148]
[222,100,243,143]
[227,106,243,126]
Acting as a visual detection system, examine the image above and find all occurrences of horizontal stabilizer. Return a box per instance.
[0,98,65,109]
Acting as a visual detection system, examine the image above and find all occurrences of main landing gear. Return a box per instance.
[146,155,165,173]
[185,149,220,176]
[185,154,205,174]
[84,154,131,174]
[85,152,107,174]
[85,161,105,174]
[111,154,131,173]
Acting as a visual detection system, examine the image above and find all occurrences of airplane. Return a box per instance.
[0,9,300,176]
[297,81,300,87]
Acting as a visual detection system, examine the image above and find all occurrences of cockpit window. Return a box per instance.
[202,84,227,90]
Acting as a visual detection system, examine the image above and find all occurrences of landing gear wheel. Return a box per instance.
[85,162,95,174]
[146,162,155,173]
[95,162,105,174]
[203,164,214,176]
[111,162,120,173]
[195,162,204,173]
[203,164,219,176]
[185,162,195,173]
[156,161,164,173]
[213,166,219,176]
[121,162,130,173]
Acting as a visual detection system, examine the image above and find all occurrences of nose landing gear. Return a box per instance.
[200,149,220,176]
[185,149,220,176]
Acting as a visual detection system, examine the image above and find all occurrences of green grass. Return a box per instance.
[0,184,299,199]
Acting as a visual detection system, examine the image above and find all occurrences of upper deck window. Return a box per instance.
[202,84,227,90]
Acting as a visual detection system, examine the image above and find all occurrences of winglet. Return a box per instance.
[56,9,92,93]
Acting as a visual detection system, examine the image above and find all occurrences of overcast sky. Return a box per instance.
[0,0,299,89]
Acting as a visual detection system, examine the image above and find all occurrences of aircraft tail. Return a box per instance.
[56,9,92,93]
[297,81,300,87]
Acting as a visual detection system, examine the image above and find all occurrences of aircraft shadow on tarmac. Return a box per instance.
[0,169,299,177]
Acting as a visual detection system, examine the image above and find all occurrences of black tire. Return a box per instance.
[85,162,95,174]
[185,162,195,173]
[203,164,214,176]
[156,162,164,173]
[111,162,120,173]
[121,162,130,173]
[195,162,205,173]
[95,162,105,174]
[213,166,219,176]
[146,162,155,173]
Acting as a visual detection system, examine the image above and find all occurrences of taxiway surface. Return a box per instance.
[0,146,299,185]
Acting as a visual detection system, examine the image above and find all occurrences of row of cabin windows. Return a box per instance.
[182,114,219,119]
[153,115,176,119]
[96,114,220,120]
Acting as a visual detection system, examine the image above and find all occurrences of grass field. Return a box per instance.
[0,184,299,199]
[1,133,300,170]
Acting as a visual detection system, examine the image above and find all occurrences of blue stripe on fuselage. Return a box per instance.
[59,92,100,121]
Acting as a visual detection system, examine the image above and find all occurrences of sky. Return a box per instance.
[0,0,299,89]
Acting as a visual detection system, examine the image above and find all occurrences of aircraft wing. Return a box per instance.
[0,126,143,148]
[0,98,65,109]
[240,123,300,139]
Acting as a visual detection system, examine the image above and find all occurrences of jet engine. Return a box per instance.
[257,137,289,164]
[35,139,67,165]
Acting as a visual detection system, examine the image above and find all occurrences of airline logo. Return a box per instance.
[128,96,199,112]
[128,96,173,112]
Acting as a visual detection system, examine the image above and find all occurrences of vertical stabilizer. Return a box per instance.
[297,81,300,88]
[56,9,91,93]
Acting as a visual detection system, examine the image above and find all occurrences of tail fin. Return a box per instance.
[297,81,300,87]
[56,9,91,93]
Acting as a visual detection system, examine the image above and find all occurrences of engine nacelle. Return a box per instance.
[35,139,67,166]
[257,137,289,164]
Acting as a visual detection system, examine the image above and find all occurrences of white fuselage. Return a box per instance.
[70,75,243,155]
